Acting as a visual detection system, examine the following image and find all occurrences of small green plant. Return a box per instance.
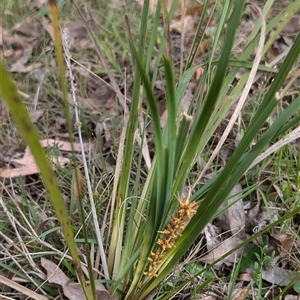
[253,244,276,299]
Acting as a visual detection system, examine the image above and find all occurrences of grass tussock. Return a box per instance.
[0,0,300,299]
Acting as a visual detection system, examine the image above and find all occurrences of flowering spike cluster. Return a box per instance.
[144,198,197,277]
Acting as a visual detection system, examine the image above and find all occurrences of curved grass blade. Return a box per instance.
[0,59,92,300]
[173,0,247,196]
[163,31,300,283]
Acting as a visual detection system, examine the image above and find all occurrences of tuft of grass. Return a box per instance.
[0,0,299,299]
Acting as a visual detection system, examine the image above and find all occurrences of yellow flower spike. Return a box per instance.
[164,224,178,238]
[178,198,197,217]
[149,251,164,265]
[157,239,168,250]
[144,198,198,277]
[144,266,158,278]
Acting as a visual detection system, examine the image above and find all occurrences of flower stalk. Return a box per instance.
[144,198,197,277]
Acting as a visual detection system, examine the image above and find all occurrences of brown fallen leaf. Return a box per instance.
[203,223,222,252]
[41,258,114,300]
[12,17,43,38]
[271,233,294,257]
[3,49,14,58]
[198,293,221,300]
[281,13,300,35]
[170,16,195,34]
[261,266,300,287]
[0,150,69,178]
[284,295,300,300]
[9,46,42,73]
[217,184,246,239]
[232,288,250,300]
[87,81,117,115]
[40,17,54,41]
[0,139,92,178]
[29,110,45,123]
[65,21,88,38]
[63,21,101,50]
[200,235,246,266]
[39,139,91,152]
[238,272,252,282]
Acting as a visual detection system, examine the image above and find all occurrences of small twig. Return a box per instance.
[0,274,48,300]
[248,126,300,169]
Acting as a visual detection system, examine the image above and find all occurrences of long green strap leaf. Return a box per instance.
[0,59,92,300]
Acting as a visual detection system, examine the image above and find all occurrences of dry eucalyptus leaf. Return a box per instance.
[284,295,300,300]
[9,46,40,73]
[271,233,294,256]
[261,266,300,287]
[282,14,300,34]
[0,139,91,178]
[64,21,99,50]
[92,144,114,173]
[39,139,91,152]
[217,184,245,238]
[41,258,114,300]
[30,110,45,123]
[64,22,88,41]
[88,86,117,115]
[0,148,69,178]
[200,235,245,266]
[238,272,252,282]
[203,223,222,251]
[170,16,195,34]
[13,17,42,38]
[273,183,284,200]
[232,288,250,300]
[34,0,48,9]
[198,292,221,300]
[95,122,112,151]
[10,62,42,73]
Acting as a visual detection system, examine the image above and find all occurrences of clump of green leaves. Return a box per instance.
[1,0,299,299]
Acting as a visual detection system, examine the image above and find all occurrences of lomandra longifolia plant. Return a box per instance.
[0,0,299,299]
[107,1,300,299]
